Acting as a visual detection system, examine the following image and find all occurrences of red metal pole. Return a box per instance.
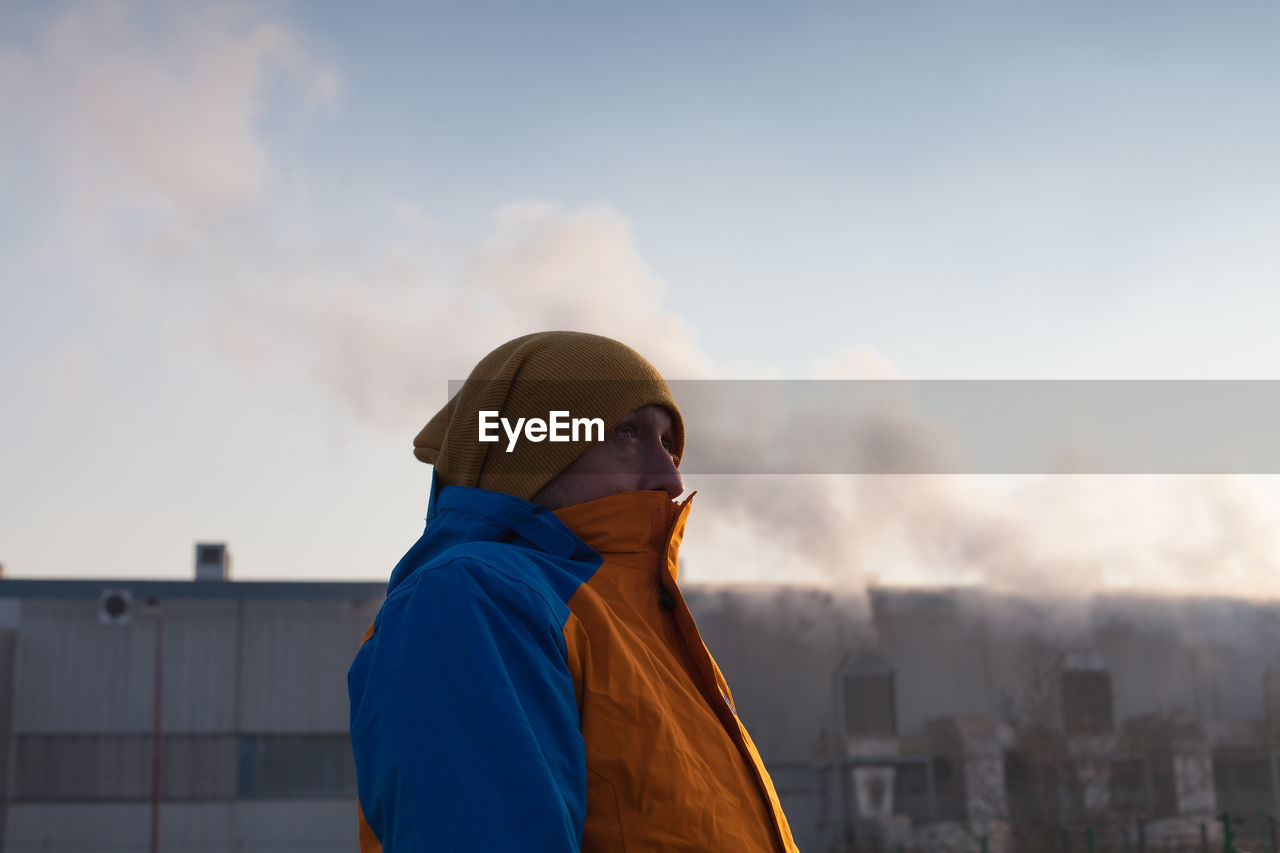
[150,606,164,853]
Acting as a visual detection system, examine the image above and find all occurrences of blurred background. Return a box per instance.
[3,0,1280,850]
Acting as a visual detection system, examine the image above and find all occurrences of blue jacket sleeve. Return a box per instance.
[349,556,586,852]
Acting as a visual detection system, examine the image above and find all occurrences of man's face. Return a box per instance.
[532,404,684,510]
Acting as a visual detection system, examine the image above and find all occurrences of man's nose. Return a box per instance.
[643,445,684,498]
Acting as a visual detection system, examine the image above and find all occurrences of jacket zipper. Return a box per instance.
[656,521,788,853]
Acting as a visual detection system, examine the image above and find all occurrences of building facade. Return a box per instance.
[693,586,1280,852]
[3,578,1280,851]
[0,578,381,853]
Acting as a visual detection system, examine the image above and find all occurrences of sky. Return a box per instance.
[2,0,1279,595]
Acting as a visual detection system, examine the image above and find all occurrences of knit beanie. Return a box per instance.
[414,331,684,502]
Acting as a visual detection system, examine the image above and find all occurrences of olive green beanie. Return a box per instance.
[414,331,684,502]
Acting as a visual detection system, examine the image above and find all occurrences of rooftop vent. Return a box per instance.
[195,542,231,582]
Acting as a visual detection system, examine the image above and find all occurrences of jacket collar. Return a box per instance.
[389,473,692,593]
[555,489,694,577]
[389,473,583,594]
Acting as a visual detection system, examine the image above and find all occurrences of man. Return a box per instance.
[349,331,798,851]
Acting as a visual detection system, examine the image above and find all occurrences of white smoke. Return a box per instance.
[6,2,1280,599]
[0,0,337,211]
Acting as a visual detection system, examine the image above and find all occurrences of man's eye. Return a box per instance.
[616,424,637,439]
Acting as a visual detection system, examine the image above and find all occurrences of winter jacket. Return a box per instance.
[348,477,798,852]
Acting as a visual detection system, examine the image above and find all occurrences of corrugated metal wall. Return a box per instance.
[14,735,238,801]
[3,587,380,851]
[12,599,238,735]
[11,595,379,737]
[15,599,170,734]
[239,600,374,733]
[5,802,355,852]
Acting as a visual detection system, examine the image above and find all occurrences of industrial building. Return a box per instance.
[693,585,1280,851]
[3,559,1280,851]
